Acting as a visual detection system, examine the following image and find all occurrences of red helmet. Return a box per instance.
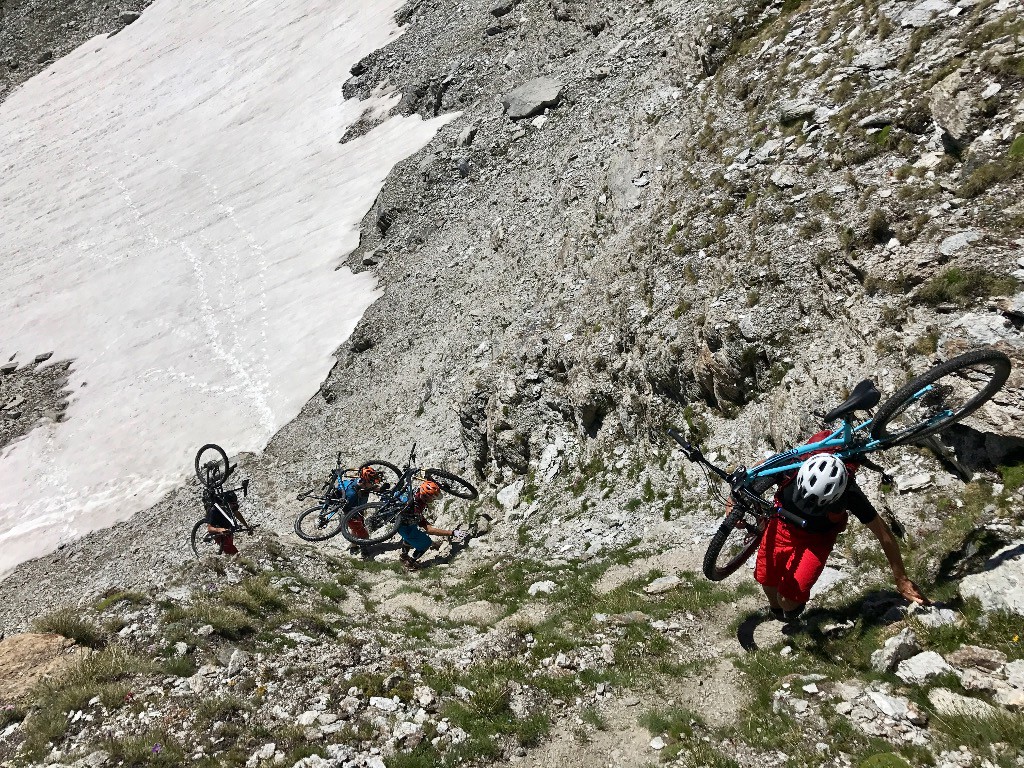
[416,480,441,500]
[359,466,382,485]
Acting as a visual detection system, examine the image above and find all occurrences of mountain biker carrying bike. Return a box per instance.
[204,486,252,555]
[339,466,384,558]
[398,480,471,571]
[743,430,929,622]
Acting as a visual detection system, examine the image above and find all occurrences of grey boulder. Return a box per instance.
[503,77,564,120]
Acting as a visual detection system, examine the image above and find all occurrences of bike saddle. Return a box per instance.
[822,379,881,422]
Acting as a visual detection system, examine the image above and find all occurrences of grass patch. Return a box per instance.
[958,158,1023,198]
[32,608,106,649]
[94,590,148,612]
[104,729,187,767]
[930,710,1024,765]
[162,601,258,641]
[916,268,1018,306]
[422,661,552,764]
[20,646,155,760]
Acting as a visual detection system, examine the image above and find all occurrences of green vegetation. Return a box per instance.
[958,158,1023,199]
[19,647,163,760]
[94,590,148,612]
[32,608,106,649]
[638,707,736,764]
[916,268,1018,306]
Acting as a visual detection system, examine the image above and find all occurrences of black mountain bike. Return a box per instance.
[191,443,253,558]
[667,348,1011,582]
[341,443,479,545]
[293,453,400,542]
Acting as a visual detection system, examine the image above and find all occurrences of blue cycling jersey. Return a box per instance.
[337,478,369,510]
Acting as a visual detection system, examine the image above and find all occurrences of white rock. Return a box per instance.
[393,721,422,741]
[770,166,799,188]
[871,628,920,673]
[868,691,909,719]
[981,83,1002,100]
[496,480,524,511]
[896,472,932,492]
[1005,659,1024,689]
[196,624,214,636]
[938,230,981,257]
[528,580,556,596]
[896,651,955,685]
[644,575,682,594]
[853,47,892,69]
[901,0,953,27]
[295,711,319,727]
[959,543,1024,616]
[414,685,436,708]
[928,688,996,718]
[369,696,399,712]
[227,649,249,677]
[650,736,666,750]
[538,443,561,481]
[915,607,959,628]
[810,566,848,598]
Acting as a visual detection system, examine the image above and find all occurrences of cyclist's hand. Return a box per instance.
[896,577,929,605]
[451,529,471,544]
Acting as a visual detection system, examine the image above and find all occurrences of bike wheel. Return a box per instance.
[358,459,402,494]
[341,502,402,545]
[190,518,220,559]
[294,503,345,542]
[702,509,766,582]
[870,348,1012,446]
[195,444,230,487]
[424,468,479,500]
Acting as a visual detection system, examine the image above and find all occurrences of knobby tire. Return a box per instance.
[702,509,765,582]
[293,504,345,542]
[424,468,479,500]
[358,459,402,494]
[870,348,1011,446]
[195,443,230,487]
[341,502,402,545]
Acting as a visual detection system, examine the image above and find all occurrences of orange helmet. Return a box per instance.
[416,480,441,500]
[359,466,382,485]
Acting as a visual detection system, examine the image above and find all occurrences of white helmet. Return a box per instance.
[793,454,848,511]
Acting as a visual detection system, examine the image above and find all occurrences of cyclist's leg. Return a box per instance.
[347,509,370,540]
[775,529,836,614]
[399,525,431,562]
[207,524,238,555]
[754,517,783,613]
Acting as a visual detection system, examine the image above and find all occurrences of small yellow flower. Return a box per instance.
[1014,635,1020,643]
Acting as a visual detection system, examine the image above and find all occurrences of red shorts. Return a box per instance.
[347,514,369,540]
[754,517,836,604]
[213,532,238,555]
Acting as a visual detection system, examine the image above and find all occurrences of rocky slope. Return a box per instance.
[1,0,1024,766]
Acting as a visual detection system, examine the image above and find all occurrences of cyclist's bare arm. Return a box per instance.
[234,508,253,531]
[867,516,928,605]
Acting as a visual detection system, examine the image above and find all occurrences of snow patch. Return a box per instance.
[0,0,455,573]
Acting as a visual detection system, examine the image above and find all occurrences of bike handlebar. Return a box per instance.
[667,428,809,529]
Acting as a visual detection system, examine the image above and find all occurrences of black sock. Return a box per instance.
[411,548,426,561]
[782,604,805,621]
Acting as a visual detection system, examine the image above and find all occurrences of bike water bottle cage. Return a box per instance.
[822,379,881,423]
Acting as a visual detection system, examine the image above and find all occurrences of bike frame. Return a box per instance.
[745,380,946,485]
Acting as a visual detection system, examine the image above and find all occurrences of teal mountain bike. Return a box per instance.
[667,347,1012,582]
